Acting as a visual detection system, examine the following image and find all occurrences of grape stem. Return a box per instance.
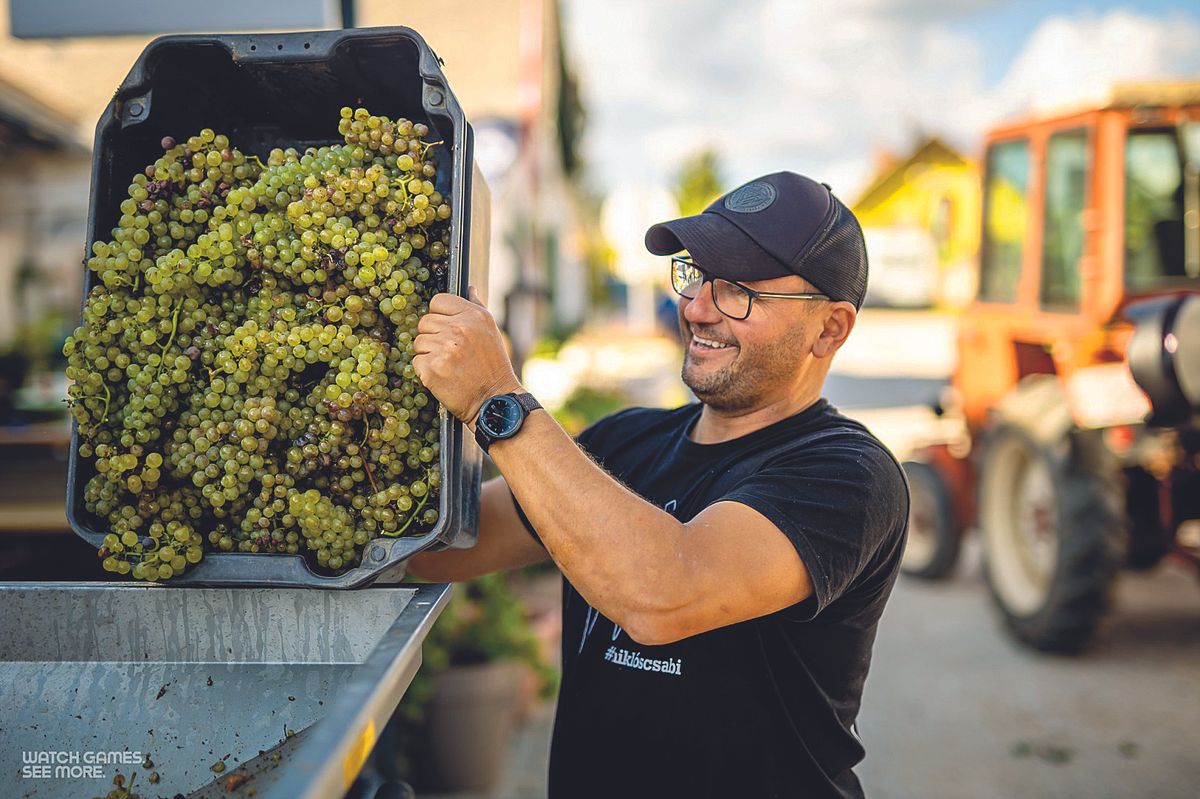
[391,487,430,537]
[154,298,184,379]
[98,381,111,424]
[363,458,379,493]
[391,179,423,218]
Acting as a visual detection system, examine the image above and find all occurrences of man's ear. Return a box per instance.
[811,302,857,359]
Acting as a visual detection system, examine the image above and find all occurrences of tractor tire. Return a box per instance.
[979,425,1123,653]
[900,460,961,580]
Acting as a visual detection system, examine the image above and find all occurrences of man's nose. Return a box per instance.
[682,282,722,324]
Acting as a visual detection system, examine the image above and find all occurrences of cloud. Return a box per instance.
[992,10,1200,116]
[561,2,1200,201]
[562,0,988,196]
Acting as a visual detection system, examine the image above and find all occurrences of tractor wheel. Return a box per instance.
[900,460,960,580]
[979,425,1123,653]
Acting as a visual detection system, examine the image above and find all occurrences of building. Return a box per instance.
[0,71,90,360]
[0,0,587,368]
[852,137,981,309]
[357,0,588,364]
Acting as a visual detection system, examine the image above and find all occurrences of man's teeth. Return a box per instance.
[693,335,731,349]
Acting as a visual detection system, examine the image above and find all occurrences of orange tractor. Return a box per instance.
[902,84,1200,652]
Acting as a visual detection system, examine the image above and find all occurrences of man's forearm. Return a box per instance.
[409,291,696,629]
[485,406,691,629]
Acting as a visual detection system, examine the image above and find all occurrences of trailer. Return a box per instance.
[1,580,450,798]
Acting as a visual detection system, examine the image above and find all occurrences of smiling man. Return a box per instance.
[408,172,909,798]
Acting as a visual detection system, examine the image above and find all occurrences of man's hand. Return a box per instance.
[413,287,521,424]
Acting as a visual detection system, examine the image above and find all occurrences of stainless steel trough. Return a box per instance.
[0,581,450,798]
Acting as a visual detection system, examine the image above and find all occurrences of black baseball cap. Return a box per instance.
[645,171,869,309]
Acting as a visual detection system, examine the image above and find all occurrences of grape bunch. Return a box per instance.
[64,107,450,580]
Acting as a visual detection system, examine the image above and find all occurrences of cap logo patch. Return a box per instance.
[723,181,777,214]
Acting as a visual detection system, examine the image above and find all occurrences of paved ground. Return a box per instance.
[859,544,1200,799]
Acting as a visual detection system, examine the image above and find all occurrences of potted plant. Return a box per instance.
[397,572,557,793]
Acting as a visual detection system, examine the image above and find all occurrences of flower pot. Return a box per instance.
[425,659,523,792]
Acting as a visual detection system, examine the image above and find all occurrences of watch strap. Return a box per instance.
[473,419,491,453]
[514,392,542,415]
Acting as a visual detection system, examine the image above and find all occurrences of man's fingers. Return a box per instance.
[411,353,428,380]
[416,313,448,335]
[428,292,474,316]
[413,333,436,355]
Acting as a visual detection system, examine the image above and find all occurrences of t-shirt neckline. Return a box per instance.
[679,398,830,458]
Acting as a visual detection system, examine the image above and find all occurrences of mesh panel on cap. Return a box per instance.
[795,198,869,310]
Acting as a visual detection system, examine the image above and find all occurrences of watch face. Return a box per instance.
[480,395,523,438]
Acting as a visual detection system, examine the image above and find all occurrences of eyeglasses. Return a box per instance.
[669,256,829,320]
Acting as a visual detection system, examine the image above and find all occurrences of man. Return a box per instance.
[409,171,909,798]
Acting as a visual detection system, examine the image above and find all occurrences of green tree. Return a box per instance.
[674,150,725,217]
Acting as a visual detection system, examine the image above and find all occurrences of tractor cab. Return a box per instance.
[958,84,1200,433]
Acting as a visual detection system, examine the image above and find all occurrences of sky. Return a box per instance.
[559,0,1200,202]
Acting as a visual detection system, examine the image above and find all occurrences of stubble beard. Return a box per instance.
[682,328,803,413]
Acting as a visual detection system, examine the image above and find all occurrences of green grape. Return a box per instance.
[67,108,448,581]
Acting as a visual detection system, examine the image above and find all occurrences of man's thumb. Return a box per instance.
[467,285,486,307]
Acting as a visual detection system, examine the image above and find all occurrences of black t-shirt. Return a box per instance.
[513,399,909,798]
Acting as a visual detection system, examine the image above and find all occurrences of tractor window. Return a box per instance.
[980,139,1030,303]
[1125,129,1186,289]
[1041,130,1088,308]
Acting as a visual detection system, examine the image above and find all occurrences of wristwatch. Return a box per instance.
[474,392,542,453]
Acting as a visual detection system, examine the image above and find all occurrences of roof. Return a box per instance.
[0,0,154,148]
[0,0,568,151]
[1001,81,1200,131]
[852,137,972,215]
[0,70,87,150]
[1104,81,1200,110]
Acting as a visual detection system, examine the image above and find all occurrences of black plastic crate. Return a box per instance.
[66,27,488,587]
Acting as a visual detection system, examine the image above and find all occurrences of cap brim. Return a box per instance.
[645,213,789,282]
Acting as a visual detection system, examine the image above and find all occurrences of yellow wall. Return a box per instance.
[855,160,981,272]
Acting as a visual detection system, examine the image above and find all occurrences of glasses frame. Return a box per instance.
[670,256,830,320]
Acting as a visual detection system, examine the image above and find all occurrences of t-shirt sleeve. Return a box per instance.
[510,488,542,546]
[719,438,908,620]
